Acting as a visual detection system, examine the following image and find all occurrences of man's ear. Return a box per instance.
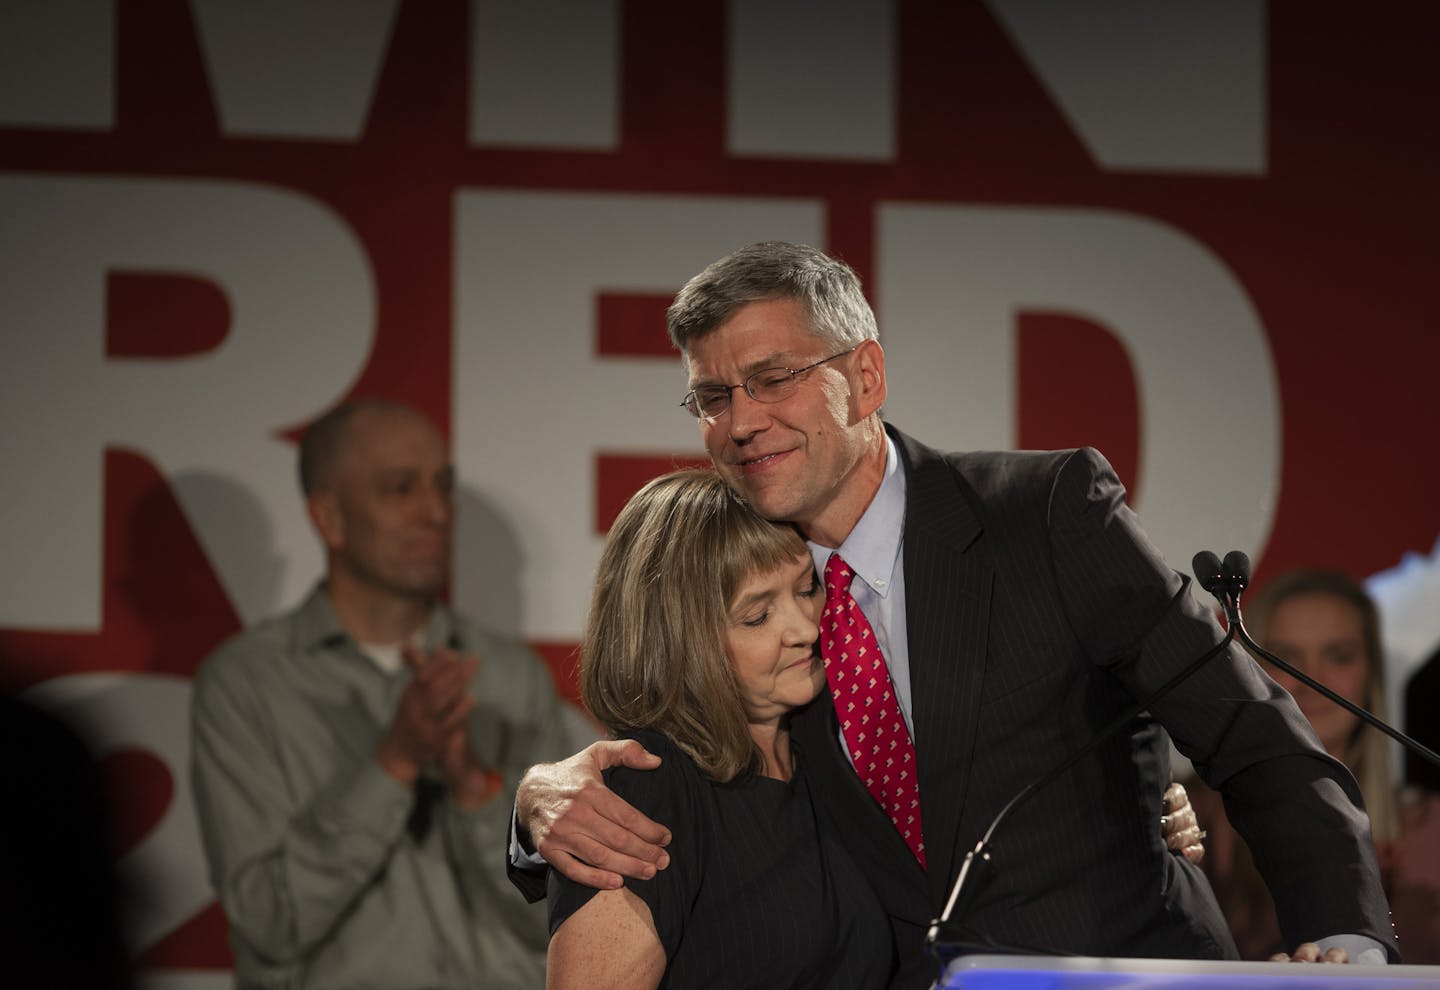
[852,338,887,418]
[307,492,344,552]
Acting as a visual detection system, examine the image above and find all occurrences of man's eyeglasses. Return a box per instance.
[679,346,858,420]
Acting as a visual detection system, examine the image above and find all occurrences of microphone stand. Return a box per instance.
[1207,549,1440,770]
[1224,595,1440,772]
[927,548,1440,982]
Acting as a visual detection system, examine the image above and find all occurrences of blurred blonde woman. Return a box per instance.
[1195,569,1418,959]
[1248,570,1399,847]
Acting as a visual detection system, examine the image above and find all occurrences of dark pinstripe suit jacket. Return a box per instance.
[791,426,1395,989]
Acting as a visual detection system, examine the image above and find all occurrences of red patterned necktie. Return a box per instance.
[820,553,926,870]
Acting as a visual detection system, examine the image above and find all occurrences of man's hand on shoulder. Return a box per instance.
[517,740,671,890]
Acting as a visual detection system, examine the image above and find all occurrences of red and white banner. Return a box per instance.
[2,2,1437,983]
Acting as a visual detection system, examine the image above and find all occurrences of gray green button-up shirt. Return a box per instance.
[191,585,578,989]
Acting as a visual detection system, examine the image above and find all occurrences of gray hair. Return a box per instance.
[666,241,879,355]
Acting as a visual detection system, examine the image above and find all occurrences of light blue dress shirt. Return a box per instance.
[808,435,915,745]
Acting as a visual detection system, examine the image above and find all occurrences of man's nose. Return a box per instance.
[422,486,452,525]
[727,385,770,439]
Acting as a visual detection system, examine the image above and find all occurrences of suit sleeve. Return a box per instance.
[506,827,550,902]
[1044,446,1397,958]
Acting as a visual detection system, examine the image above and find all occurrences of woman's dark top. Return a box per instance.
[548,728,895,988]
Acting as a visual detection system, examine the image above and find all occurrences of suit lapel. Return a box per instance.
[890,427,994,908]
[792,696,931,923]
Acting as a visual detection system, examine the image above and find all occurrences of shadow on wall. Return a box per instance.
[109,460,290,677]
[453,483,527,638]
[169,470,290,623]
[130,469,289,645]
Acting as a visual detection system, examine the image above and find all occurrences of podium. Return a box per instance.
[937,955,1440,990]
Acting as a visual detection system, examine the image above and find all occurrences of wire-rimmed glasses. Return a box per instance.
[679,346,858,420]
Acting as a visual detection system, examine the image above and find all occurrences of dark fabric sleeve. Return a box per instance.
[1045,446,1396,957]
[505,814,550,904]
[546,731,707,960]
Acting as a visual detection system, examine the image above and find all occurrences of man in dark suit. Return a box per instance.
[511,242,1395,984]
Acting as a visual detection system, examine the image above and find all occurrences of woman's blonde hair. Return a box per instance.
[581,468,811,782]
[1246,569,1398,842]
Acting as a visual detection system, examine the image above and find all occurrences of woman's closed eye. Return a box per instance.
[741,609,771,628]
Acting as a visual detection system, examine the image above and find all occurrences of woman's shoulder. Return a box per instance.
[607,727,693,766]
[603,728,708,801]
[611,727,683,757]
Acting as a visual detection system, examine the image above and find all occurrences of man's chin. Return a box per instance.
[719,467,808,524]
[742,488,801,524]
[392,572,447,601]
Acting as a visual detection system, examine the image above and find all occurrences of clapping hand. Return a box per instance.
[377,645,500,807]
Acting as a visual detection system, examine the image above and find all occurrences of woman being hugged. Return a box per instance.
[546,468,893,989]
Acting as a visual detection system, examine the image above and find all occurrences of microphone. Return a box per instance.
[1197,550,1440,773]
[1189,549,1248,611]
[1191,550,1223,594]
[926,553,1240,961]
[1221,550,1250,591]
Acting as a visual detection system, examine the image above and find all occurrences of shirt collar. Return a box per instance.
[291,582,458,657]
[809,434,906,597]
